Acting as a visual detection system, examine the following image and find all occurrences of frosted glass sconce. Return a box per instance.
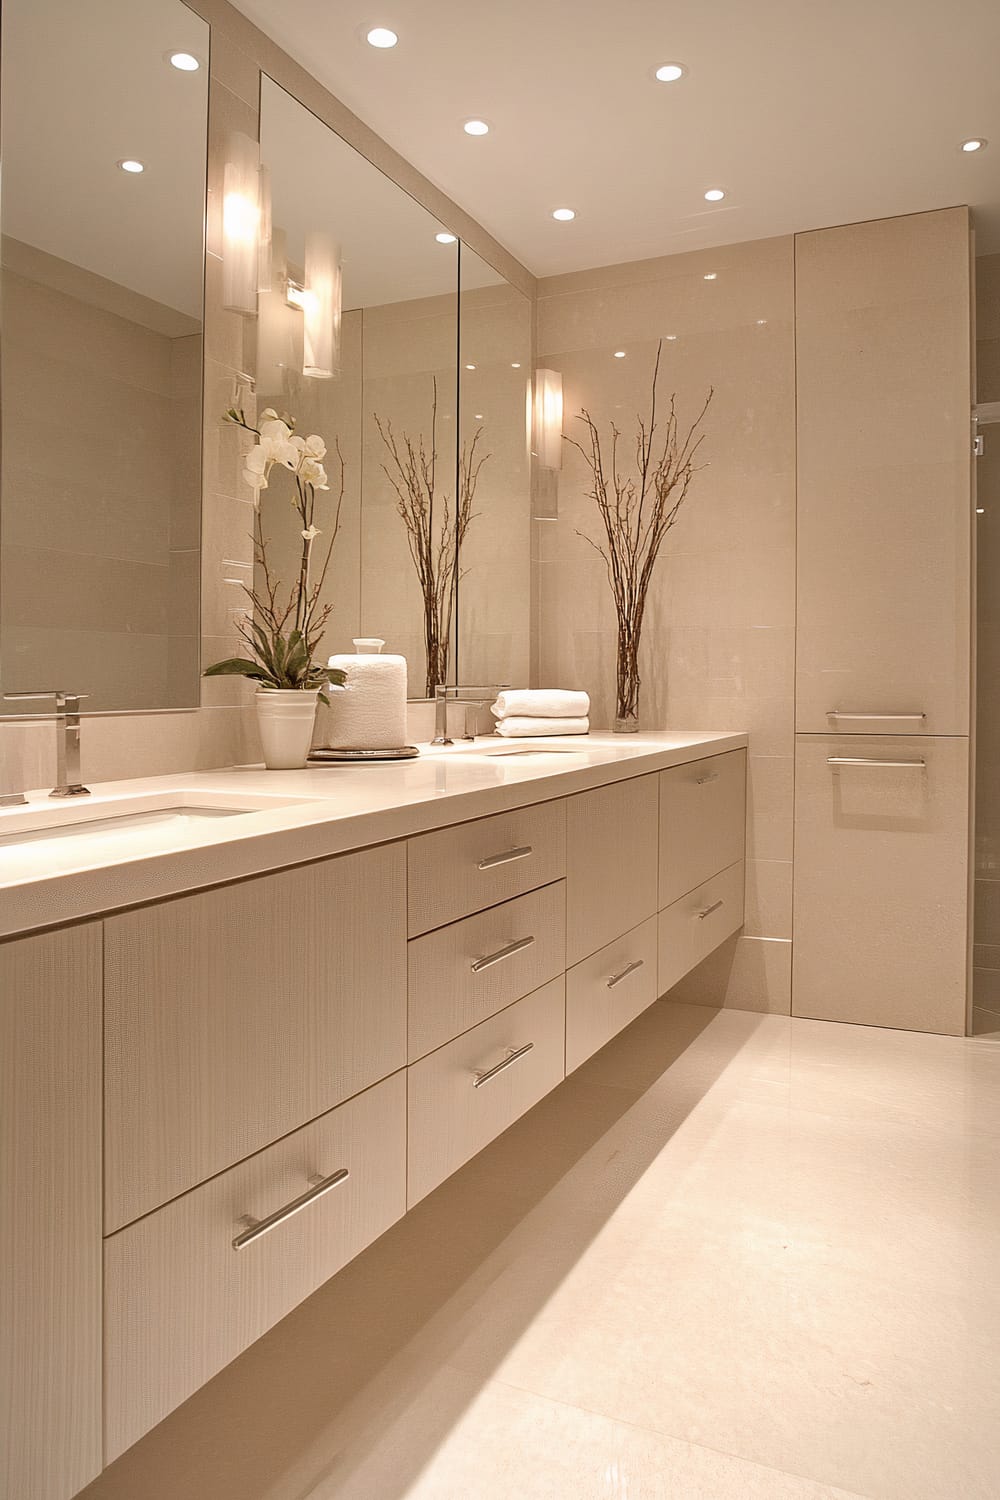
[303,231,342,379]
[222,131,262,315]
[533,368,564,469]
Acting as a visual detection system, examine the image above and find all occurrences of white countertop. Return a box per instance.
[0,730,746,939]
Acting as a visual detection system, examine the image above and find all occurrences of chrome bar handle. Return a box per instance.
[473,1041,534,1089]
[826,711,926,721]
[232,1167,350,1250]
[696,899,724,920]
[471,935,535,973]
[695,771,720,785]
[827,757,926,769]
[478,845,533,870]
[607,958,645,990]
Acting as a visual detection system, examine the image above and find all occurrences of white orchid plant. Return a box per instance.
[204,406,347,699]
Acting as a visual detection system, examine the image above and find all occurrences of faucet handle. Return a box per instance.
[3,690,89,712]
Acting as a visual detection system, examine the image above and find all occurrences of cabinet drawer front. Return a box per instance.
[407,798,566,936]
[566,774,659,966]
[104,842,407,1232]
[408,881,566,1061]
[792,735,968,1033]
[659,751,746,908]
[407,977,565,1207]
[658,862,745,996]
[104,1072,406,1463]
[566,917,659,1073]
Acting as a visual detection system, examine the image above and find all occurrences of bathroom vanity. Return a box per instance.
[0,731,745,1499]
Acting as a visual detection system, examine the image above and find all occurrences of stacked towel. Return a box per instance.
[491,689,591,738]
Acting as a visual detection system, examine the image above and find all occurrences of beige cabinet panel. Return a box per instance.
[566,916,659,1073]
[408,880,566,1061]
[105,1071,406,1462]
[407,797,566,936]
[795,208,972,736]
[0,925,102,1500]
[105,842,407,1231]
[659,750,747,908]
[566,773,659,965]
[792,735,969,1033]
[658,861,746,997]
[407,976,565,1207]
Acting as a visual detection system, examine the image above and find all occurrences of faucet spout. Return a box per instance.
[1,690,91,798]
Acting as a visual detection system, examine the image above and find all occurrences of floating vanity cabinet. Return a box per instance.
[104,1071,406,1462]
[565,917,659,1072]
[0,925,103,1500]
[794,208,973,738]
[792,736,970,1033]
[566,774,659,965]
[104,843,407,1231]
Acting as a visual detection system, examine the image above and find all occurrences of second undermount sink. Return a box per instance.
[0,790,312,849]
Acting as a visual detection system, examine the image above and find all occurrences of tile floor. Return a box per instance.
[83,1001,1000,1500]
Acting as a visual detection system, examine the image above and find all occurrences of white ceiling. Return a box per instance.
[231,0,1000,275]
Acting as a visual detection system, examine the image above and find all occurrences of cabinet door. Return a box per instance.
[792,735,969,1032]
[795,208,972,735]
[566,773,659,966]
[659,750,746,908]
[0,925,102,1500]
[105,842,407,1231]
[566,917,659,1073]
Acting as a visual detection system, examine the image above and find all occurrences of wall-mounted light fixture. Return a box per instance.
[222,131,261,314]
[302,231,342,379]
[531,367,563,520]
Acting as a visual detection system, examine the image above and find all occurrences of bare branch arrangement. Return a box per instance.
[375,378,488,697]
[566,341,713,729]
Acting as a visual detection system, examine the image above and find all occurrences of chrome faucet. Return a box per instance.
[432,684,508,746]
[1,691,91,799]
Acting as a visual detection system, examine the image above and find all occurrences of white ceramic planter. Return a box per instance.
[254,688,320,770]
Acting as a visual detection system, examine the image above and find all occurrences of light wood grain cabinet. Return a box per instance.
[566,774,659,965]
[0,925,102,1500]
[566,917,659,1073]
[658,861,746,996]
[659,751,746,908]
[104,842,407,1231]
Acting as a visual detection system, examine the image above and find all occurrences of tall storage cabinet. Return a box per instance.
[792,207,974,1033]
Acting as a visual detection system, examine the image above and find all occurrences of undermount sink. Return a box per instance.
[0,790,312,849]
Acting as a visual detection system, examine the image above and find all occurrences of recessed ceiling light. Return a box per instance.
[665,334,677,341]
[704,188,725,202]
[655,62,686,82]
[703,272,717,280]
[366,26,398,47]
[613,350,626,358]
[977,507,985,514]
[552,207,576,221]
[961,138,987,152]
[464,119,490,136]
[474,413,484,419]
[465,363,476,370]
[756,318,767,326]
[168,51,200,70]
[511,362,522,368]
[435,231,457,244]
[118,159,145,173]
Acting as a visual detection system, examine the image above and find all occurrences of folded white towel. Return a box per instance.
[495,716,590,738]
[491,689,591,720]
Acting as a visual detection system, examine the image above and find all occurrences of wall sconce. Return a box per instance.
[303,231,342,379]
[222,131,262,315]
[531,367,563,520]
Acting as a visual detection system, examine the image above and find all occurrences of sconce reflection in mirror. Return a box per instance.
[532,367,563,520]
[222,130,263,314]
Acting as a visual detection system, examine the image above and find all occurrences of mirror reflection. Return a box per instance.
[0,0,209,710]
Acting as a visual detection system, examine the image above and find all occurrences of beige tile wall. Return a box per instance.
[536,235,796,1012]
[975,252,1000,1032]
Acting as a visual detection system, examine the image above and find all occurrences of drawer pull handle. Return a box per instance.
[827,756,926,769]
[471,935,535,973]
[232,1167,350,1251]
[827,711,925,722]
[695,772,720,785]
[478,845,533,870]
[607,959,645,990]
[695,899,724,920]
[473,1041,535,1089]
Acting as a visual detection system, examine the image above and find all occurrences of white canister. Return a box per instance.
[322,638,408,750]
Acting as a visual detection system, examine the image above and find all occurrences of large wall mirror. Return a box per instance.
[257,77,532,703]
[0,0,209,710]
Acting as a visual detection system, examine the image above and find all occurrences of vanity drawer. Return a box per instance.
[104,1071,406,1463]
[408,880,566,1061]
[566,773,659,965]
[104,842,407,1233]
[658,861,745,995]
[659,750,746,909]
[407,976,565,1207]
[407,798,566,936]
[566,916,659,1073]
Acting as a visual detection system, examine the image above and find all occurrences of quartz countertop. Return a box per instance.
[0,730,746,939]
